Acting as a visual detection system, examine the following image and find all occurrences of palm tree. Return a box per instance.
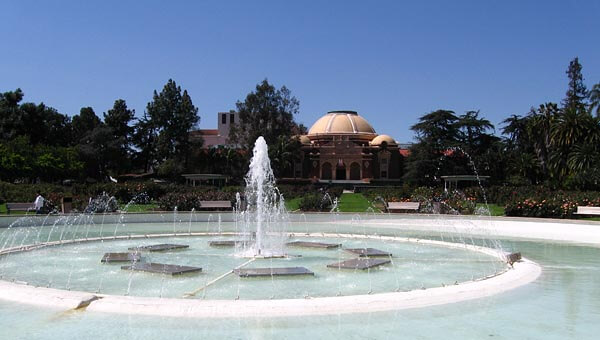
[550,107,594,148]
[567,143,600,189]
[527,103,559,178]
[508,152,540,184]
[269,135,300,178]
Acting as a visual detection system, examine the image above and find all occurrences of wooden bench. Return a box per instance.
[5,202,35,214]
[386,202,420,213]
[574,206,600,215]
[198,201,233,211]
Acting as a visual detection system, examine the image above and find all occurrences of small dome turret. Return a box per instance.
[370,134,397,146]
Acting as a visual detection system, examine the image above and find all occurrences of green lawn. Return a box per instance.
[580,216,600,221]
[337,193,375,213]
[285,197,302,212]
[0,203,32,215]
[476,203,505,216]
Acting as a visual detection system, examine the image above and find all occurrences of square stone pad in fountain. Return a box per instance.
[121,262,202,275]
[286,241,342,249]
[327,258,391,270]
[234,267,314,277]
[128,244,189,252]
[209,240,247,247]
[344,248,392,257]
[101,252,142,263]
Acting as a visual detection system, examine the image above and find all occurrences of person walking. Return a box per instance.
[34,191,45,214]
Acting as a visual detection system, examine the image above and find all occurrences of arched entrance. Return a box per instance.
[336,160,346,180]
[350,162,361,180]
[321,162,332,180]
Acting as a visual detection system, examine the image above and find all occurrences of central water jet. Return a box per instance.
[238,136,287,257]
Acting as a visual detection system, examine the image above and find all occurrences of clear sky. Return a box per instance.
[1,0,599,142]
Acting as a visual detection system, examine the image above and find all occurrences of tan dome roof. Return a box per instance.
[370,134,397,146]
[308,111,376,135]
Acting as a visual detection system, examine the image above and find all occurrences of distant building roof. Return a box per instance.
[308,111,376,135]
[399,149,410,157]
[190,129,219,136]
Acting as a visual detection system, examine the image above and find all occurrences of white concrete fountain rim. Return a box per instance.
[0,232,541,318]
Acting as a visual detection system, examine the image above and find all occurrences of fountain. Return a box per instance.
[237,136,287,257]
[0,136,567,338]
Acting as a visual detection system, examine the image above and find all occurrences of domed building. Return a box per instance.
[296,111,403,182]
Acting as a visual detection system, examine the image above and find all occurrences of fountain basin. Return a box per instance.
[0,226,540,317]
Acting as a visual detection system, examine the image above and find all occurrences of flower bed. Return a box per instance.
[505,194,600,218]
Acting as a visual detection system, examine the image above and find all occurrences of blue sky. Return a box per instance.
[1,1,599,142]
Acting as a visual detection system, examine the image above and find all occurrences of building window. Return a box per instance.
[222,113,227,124]
[230,113,235,124]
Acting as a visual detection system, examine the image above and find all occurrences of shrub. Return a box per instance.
[297,186,344,212]
[298,193,327,211]
[157,191,236,211]
[505,192,600,219]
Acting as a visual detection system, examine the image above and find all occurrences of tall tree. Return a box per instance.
[72,107,101,142]
[0,89,26,141]
[104,99,135,142]
[229,79,300,149]
[145,79,199,166]
[456,110,495,154]
[132,112,158,172]
[404,110,460,185]
[103,99,135,174]
[502,114,531,151]
[410,110,460,148]
[527,103,559,179]
[562,57,588,113]
[589,83,600,117]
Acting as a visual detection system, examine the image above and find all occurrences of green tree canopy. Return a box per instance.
[145,79,200,165]
[562,57,588,113]
[72,107,102,142]
[229,79,301,150]
[410,109,459,149]
[104,99,135,141]
[0,89,73,146]
[589,83,600,117]
[456,110,495,154]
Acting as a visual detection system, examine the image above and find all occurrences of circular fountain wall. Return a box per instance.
[0,218,540,318]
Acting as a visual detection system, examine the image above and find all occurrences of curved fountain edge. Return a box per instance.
[0,257,540,318]
[0,231,541,318]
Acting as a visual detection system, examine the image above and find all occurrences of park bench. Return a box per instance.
[198,201,233,211]
[5,202,35,214]
[386,202,420,213]
[574,206,600,216]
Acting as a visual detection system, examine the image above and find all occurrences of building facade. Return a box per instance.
[297,110,404,182]
[189,111,237,148]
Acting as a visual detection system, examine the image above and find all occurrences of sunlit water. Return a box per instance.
[0,236,598,339]
[0,233,503,299]
[0,216,598,339]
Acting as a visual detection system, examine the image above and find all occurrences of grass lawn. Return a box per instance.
[580,216,600,221]
[476,203,505,216]
[119,203,159,212]
[337,193,375,213]
[0,203,32,215]
[285,197,302,212]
